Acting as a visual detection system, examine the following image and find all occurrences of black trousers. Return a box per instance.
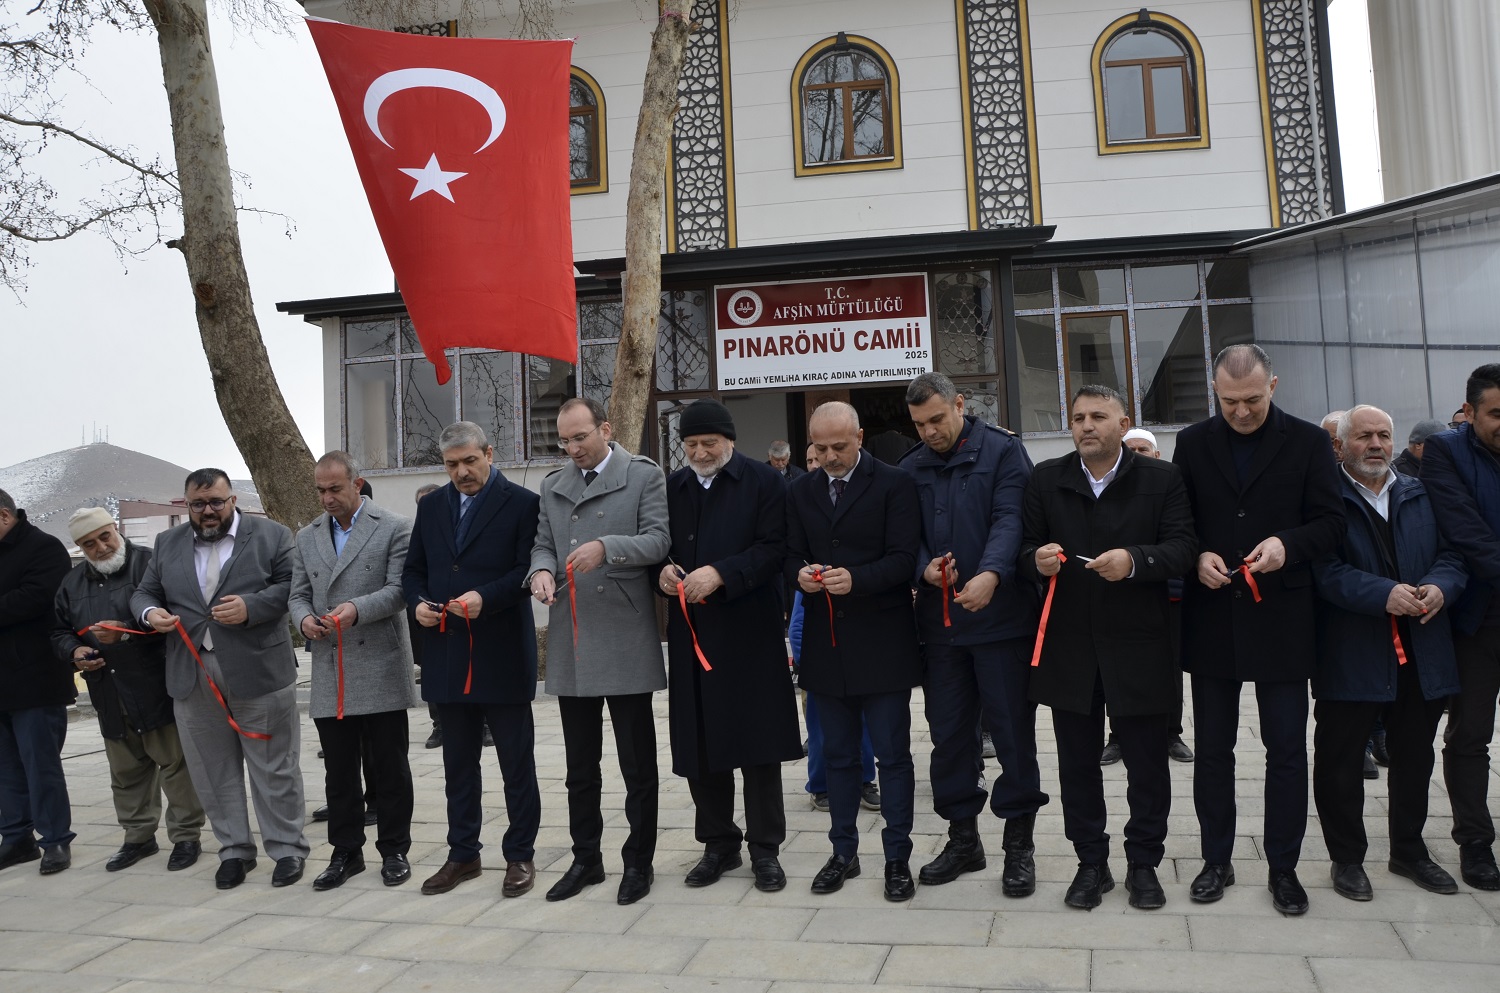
[1192,674,1308,871]
[689,762,785,861]
[558,693,658,871]
[313,709,413,858]
[1444,628,1500,849]
[1052,675,1171,866]
[923,638,1048,822]
[435,701,540,864]
[815,688,915,862]
[1314,659,1446,864]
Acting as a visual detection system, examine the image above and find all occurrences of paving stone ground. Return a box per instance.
[3,655,1498,993]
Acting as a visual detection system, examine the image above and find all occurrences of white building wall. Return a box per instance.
[729,0,969,246]
[1029,0,1274,240]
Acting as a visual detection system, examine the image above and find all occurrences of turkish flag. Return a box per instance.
[306,18,577,382]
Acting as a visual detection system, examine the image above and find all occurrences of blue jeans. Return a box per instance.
[0,706,75,848]
[804,691,874,793]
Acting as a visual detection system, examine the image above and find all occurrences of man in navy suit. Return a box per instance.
[787,401,924,902]
[403,422,542,899]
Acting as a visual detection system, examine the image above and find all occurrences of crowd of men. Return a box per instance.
[2,344,1500,917]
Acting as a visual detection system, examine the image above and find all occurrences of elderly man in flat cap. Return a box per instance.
[53,507,206,873]
[657,400,803,892]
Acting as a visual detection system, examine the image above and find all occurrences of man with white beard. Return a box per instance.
[656,400,803,892]
[52,508,206,872]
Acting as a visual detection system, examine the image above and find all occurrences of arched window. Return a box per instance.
[791,35,902,176]
[569,68,607,194]
[1091,12,1209,153]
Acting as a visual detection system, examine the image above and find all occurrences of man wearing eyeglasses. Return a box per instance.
[528,397,670,905]
[132,469,308,890]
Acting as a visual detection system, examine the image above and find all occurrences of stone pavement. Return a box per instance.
[3,662,1499,993]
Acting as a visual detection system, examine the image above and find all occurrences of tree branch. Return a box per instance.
[0,111,181,192]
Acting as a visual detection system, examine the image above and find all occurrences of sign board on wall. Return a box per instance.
[714,273,932,391]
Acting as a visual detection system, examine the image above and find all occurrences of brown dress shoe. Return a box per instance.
[503,860,535,897]
[421,858,482,895]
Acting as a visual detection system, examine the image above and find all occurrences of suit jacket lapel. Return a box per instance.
[1206,415,1244,494]
[458,480,510,555]
[213,512,251,591]
[831,453,874,524]
[175,528,209,611]
[329,501,374,582]
[1241,406,1289,493]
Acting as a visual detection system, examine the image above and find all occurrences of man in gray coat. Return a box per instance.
[290,452,417,891]
[529,397,670,905]
[133,469,309,889]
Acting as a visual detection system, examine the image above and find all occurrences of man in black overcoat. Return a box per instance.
[1172,345,1344,915]
[656,401,802,893]
[1020,386,1196,910]
[787,401,924,901]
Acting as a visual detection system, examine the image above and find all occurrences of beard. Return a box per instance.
[1347,452,1392,483]
[191,516,230,542]
[691,449,733,480]
[91,545,129,576]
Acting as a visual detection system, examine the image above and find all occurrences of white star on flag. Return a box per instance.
[399,154,469,202]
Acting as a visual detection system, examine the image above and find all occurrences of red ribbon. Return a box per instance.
[1030,551,1067,668]
[676,581,713,671]
[1236,563,1263,602]
[811,567,837,647]
[940,562,953,628]
[171,619,271,741]
[566,562,579,661]
[321,614,346,718]
[75,623,153,637]
[436,600,475,695]
[1390,614,1408,666]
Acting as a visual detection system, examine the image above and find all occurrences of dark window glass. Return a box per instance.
[579,298,623,341]
[1133,263,1200,303]
[933,271,996,376]
[527,356,575,458]
[802,47,891,164]
[1204,259,1251,298]
[656,290,711,392]
[1103,65,1147,141]
[1063,313,1131,403]
[580,344,613,409]
[1135,307,1211,424]
[1058,267,1126,308]
[346,319,399,358]
[401,358,453,467]
[1102,28,1196,143]
[346,362,396,470]
[1207,303,1255,359]
[1016,315,1062,433]
[459,352,518,461]
[398,317,420,353]
[1012,269,1054,311]
[570,76,600,187]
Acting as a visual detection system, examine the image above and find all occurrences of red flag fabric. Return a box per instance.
[306,18,577,382]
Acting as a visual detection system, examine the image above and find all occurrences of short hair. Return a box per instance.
[905,372,959,407]
[1212,343,1274,381]
[316,450,361,482]
[1408,419,1446,445]
[438,421,488,453]
[767,440,791,459]
[184,468,230,493]
[1321,410,1346,431]
[810,400,860,431]
[1455,407,1467,420]
[558,397,608,427]
[1335,404,1393,444]
[0,488,14,514]
[1465,364,1500,408]
[415,483,440,500]
[1071,383,1127,415]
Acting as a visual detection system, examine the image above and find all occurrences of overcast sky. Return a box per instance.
[0,1,1383,477]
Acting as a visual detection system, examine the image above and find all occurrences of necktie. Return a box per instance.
[584,469,599,487]
[201,542,222,650]
[831,477,847,505]
[455,496,474,547]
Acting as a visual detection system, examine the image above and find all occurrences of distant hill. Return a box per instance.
[0,443,263,544]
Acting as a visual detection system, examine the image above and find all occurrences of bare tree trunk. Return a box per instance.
[144,0,320,528]
[608,0,691,455]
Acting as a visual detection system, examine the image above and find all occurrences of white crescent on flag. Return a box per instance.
[363,67,508,152]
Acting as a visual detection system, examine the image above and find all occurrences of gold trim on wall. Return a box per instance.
[954,0,1042,229]
[1019,0,1041,224]
[955,0,980,230]
[665,0,736,253]
[1090,10,1211,155]
[569,67,609,196]
[790,34,904,177]
[1250,0,1282,227]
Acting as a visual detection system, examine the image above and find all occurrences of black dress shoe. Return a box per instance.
[1099,740,1122,765]
[884,859,915,902]
[1125,864,1165,909]
[685,851,742,887]
[1331,862,1373,901]
[424,727,443,749]
[919,820,986,886]
[1167,737,1195,762]
[1064,862,1113,909]
[1190,862,1235,903]
[545,861,606,902]
[167,841,201,871]
[215,857,257,889]
[381,854,411,886]
[272,856,306,887]
[1460,845,1500,891]
[0,838,40,871]
[1268,868,1308,915]
[617,866,653,905]
[106,839,159,872]
[39,844,71,875]
[313,848,365,891]
[311,805,331,822]
[1388,857,1458,895]
[751,857,786,892]
[811,853,861,894]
